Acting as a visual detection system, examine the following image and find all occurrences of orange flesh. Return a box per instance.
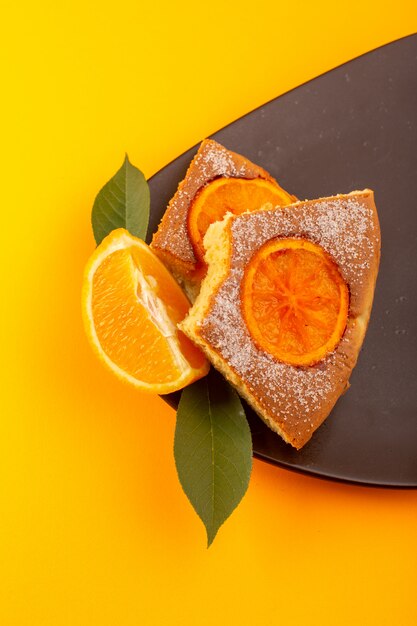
[91,245,207,384]
[188,177,294,265]
[242,238,349,366]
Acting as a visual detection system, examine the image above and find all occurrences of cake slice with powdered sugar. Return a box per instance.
[179,190,380,449]
[150,138,295,296]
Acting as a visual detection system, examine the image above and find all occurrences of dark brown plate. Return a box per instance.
[147,34,417,487]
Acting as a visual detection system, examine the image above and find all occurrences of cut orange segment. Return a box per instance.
[242,238,349,366]
[82,229,209,393]
[188,177,295,264]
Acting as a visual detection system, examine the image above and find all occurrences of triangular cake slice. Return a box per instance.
[179,190,381,449]
[151,138,295,293]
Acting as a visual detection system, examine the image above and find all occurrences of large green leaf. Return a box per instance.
[91,154,150,244]
[174,370,252,546]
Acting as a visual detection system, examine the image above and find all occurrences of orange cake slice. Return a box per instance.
[179,190,381,449]
[151,139,295,293]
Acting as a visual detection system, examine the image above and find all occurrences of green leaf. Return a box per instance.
[174,370,252,546]
[91,154,150,244]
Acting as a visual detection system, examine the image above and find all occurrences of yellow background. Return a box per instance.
[1,1,416,624]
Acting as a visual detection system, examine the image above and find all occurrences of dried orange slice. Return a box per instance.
[82,229,209,393]
[188,177,294,264]
[242,238,349,366]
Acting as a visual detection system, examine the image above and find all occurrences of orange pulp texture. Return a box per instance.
[188,177,295,265]
[242,238,349,366]
[82,229,209,393]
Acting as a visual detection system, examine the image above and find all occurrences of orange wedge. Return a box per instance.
[188,177,295,264]
[82,229,209,393]
[242,238,349,366]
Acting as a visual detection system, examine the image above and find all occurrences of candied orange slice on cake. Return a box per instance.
[188,178,294,264]
[241,238,349,366]
[82,229,209,394]
[151,139,296,289]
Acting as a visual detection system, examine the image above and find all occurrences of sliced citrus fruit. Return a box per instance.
[241,238,349,366]
[82,228,209,393]
[188,177,295,264]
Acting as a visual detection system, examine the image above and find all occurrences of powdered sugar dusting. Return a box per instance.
[193,142,247,180]
[202,268,336,435]
[231,196,377,298]
[198,192,380,445]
